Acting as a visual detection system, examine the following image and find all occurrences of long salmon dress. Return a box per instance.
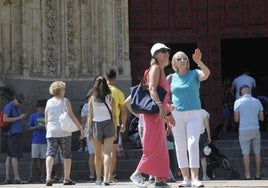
[136,70,170,179]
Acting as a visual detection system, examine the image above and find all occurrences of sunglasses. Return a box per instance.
[158,48,171,54]
[176,57,188,62]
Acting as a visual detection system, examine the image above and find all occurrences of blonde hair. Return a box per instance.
[49,81,66,96]
[150,58,158,65]
[171,51,190,72]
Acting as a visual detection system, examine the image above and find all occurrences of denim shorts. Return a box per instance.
[239,129,261,155]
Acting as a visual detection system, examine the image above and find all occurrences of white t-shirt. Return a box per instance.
[200,109,210,134]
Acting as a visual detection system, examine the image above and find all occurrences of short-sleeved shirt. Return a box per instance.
[108,84,125,126]
[27,112,47,144]
[4,102,23,136]
[200,109,210,134]
[232,74,256,99]
[234,94,263,131]
[170,69,201,111]
[81,103,89,137]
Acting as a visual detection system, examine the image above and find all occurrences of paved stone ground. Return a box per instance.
[1,180,268,188]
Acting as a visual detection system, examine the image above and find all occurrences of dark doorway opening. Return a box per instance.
[221,38,268,96]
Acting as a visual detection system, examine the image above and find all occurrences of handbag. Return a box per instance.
[130,66,167,114]
[59,98,79,133]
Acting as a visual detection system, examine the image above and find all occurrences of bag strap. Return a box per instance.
[62,98,68,112]
[139,66,151,86]
[103,99,112,119]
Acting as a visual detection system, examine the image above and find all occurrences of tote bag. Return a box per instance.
[130,66,167,114]
[59,98,79,133]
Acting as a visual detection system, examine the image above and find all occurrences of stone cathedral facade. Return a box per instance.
[0,0,131,151]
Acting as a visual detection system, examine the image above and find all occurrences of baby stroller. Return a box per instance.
[206,142,240,180]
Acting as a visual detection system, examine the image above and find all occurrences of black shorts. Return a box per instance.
[7,133,23,158]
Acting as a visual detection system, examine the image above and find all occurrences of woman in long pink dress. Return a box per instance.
[130,43,175,188]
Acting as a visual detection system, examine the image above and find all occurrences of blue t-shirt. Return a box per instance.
[27,112,47,144]
[170,69,201,111]
[4,102,23,135]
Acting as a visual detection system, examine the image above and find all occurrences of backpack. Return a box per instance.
[0,110,11,131]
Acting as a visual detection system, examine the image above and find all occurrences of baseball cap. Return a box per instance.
[203,145,212,156]
[14,92,25,103]
[150,43,170,56]
[239,84,249,96]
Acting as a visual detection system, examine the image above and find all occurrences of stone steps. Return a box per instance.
[0,139,268,182]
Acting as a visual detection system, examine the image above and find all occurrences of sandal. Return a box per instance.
[242,176,252,180]
[255,176,262,180]
[4,179,12,184]
[46,179,53,186]
[63,179,76,185]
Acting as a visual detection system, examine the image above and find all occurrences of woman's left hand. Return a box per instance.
[192,48,202,64]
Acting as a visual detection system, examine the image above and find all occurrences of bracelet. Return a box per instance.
[166,112,172,116]
[198,62,204,67]
[155,101,162,104]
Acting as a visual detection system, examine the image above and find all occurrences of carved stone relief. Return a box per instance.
[0,0,131,79]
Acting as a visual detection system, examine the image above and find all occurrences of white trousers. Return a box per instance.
[172,109,202,168]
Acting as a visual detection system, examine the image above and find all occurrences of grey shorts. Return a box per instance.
[239,129,261,155]
[31,144,47,159]
[46,136,72,159]
[92,119,115,142]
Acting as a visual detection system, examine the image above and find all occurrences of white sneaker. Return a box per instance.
[148,175,154,183]
[95,179,102,185]
[191,179,204,187]
[178,179,191,187]
[130,173,147,187]
[202,175,211,180]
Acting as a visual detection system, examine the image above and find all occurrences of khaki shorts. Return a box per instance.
[31,144,47,159]
[239,129,261,155]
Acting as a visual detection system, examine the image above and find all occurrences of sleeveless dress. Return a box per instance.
[137,69,170,179]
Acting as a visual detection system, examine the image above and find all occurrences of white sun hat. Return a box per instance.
[150,43,170,56]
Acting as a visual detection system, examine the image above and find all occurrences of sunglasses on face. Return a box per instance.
[176,57,188,62]
[158,48,171,54]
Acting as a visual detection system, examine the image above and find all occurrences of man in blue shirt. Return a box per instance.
[234,85,264,180]
[3,92,27,184]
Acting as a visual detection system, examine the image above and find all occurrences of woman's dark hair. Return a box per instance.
[92,76,111,102]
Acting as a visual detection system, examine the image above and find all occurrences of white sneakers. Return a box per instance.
[178,179,204,187]
[202,175,211,181]
[178,179,191,187]
[130,173,147,188]
[191,179,204,187]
